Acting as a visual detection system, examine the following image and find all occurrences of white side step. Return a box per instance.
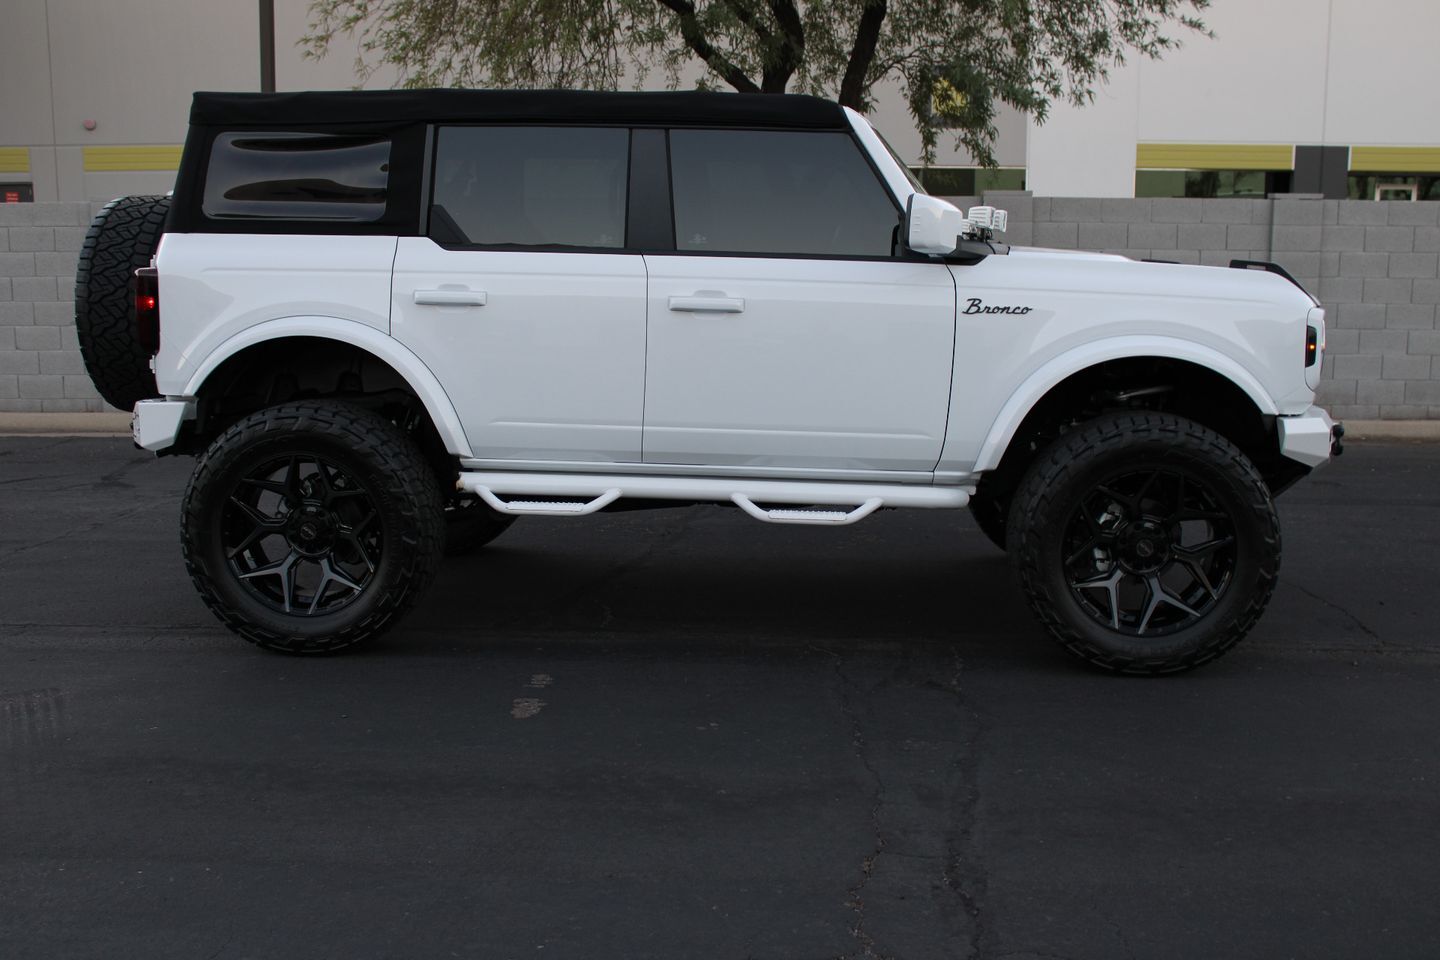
[457,472,970,524]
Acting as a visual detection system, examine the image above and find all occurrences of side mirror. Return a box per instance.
[905,193,964,255]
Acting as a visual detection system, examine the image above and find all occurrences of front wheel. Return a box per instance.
[1007,413,1280,675]
[182,401,445,654]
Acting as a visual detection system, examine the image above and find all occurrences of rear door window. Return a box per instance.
[431,126,629,248]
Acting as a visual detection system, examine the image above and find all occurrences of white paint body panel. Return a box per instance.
[642,255,955,472]
[392,238,647,462]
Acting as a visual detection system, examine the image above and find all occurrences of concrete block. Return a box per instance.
[59,326,79,350]
[1321,355,1335,378]
[1326,328,1359,354]
[1358,330,1407,354]
[1337,302,1387,328]
[14,326,60,351]
[1365,226,1414,253]
[1116,249,1153,261]
[1177,223,1227,249]
[1389,252,1438,278]
[17,374,65,399]
[33,204,92,227]
[983,192,1032,221]
[1035,221,1078,248]
[1320,225,1366,252]
[1382,353,1431,379]
[1362,278,1412,304]
[34,301,74,325]
[38,350,85,375]
[1339,252,1390,278]
[0,375,17,399]
[2,352,40,375]
[12,276,58,302]
[1100,199,1152,222]
[1272,225,1321,251]
[1333,354,1382,379]
[1413,280,1440,304]
[1404,380,1440,404]
[1049,198,1102,221]
[0,253,36,277]
[1416,227,1440,253]
[1227,224,1269,250]
[1201,199,1256,223]
[35,251,79,278]
[1315,378,1356,404]
[0,302,35,325]
[8,227,54,252]
[1328,404,1380,420]
[41,398,103,413]
[1322,201,1338,226]
[53,227,86,252]
[1387,203,1440,226]
[0,205,39,226]
[0,231,8,253]
[0,327,12,350]
[0,278,10,300]
[1129,222,1178,249]
[1079,222,1129,249]
[63,375,100,399]
[1167,250,1199,264]
[1200,249,1234,267]
[1380,404,1431,418]
[0,399,44,412]
[1338,201,1388,225]
[1150,198,1203,223]
[1318,277,1362,303]
[1002,222,1033,246]
[1357,379,1405,404]
[1272,251,1320,279]
[1273,199,1324,225]
[1387,304,1436,329]
[1409,330,1440,354]
[1031,197,1051,220]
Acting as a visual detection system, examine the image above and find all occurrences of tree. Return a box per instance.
[303,0,1209,167]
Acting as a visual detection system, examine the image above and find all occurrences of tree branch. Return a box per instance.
[652,0,761,93]
[761,0,805,92]
[839,0,887,108]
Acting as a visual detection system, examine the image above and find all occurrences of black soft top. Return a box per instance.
[189,88,848,129]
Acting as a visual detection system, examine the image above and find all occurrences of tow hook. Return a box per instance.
[1331,422,1346,458]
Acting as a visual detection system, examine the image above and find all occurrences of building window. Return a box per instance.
[1135,170,1291,198]
[908,167,1026,197]
[1347,174,1438,201]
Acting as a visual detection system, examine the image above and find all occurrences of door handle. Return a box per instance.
[414,289,487,307]
[668,295,744,313]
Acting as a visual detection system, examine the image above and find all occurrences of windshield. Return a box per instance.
[873,128,925,194]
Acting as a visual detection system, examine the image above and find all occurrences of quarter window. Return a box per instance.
[669,130,899,257]
[432,126,629,248]
[203,132,390,221]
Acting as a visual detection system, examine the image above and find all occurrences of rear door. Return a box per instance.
[392,125,647,463]
[641,129,956,474]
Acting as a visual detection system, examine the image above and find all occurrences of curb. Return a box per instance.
[1,412,1438,442]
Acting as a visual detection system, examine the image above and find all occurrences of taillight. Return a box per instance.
[134,267,159,355]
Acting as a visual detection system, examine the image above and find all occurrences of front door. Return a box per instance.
[392,125,646,463]
[642,128,955,474]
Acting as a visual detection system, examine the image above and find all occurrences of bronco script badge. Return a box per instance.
[963,298,1034,315]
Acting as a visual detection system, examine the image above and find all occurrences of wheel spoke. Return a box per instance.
[1173,535,1234,560]
[1065,536,1098,567]
[306,557,365,615]
[237,549,301,613]
[283,456,303,500]
[1177,558,1220,600]
[340,528,376,572]
[1137,575,1203,635]
[1072,568,1124,630]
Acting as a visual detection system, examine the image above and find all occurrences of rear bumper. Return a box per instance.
[1277,405,1342,468]
[131,398,195,452]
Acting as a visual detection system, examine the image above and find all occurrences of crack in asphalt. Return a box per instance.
[833,655,890,960]
[1290,582,1382,643]
[941,648,989,960]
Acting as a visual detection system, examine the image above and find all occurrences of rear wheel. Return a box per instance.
[182,401,444,654]
[1007,412,1280,674]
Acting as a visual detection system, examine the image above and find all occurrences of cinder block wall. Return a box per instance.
[2,197,1438,419]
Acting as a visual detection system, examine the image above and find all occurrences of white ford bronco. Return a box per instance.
[76,89,1340,673]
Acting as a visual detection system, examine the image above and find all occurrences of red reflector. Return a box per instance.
[137,294,157,312]
[134,268,160,355]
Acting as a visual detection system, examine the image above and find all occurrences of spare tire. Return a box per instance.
[74,195,171,410]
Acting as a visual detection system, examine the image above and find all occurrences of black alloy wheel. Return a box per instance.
[183,401,444,654]
[1008,412,1280,674]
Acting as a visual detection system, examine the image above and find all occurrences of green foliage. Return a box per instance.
[304,0,1208,167]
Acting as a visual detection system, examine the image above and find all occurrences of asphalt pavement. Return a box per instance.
[1,437,1437,960]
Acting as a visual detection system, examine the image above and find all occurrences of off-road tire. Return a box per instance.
[444,499,516,556]
[74,195,171,410]
[182,401,445,654]
[1008,412,1280,675]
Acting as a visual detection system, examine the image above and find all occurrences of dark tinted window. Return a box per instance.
[203,132,389,221]
[669,130,899,257]
[432,127,628,247]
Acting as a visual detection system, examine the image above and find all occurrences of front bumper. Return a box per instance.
[131,398,196,452]
[1277,405,1342,468]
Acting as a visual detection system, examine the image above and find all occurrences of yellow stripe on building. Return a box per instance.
[0,147,30,174]
[1350,147,1440,173]
[1136,143,1294,171]
[82,145,183,172]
